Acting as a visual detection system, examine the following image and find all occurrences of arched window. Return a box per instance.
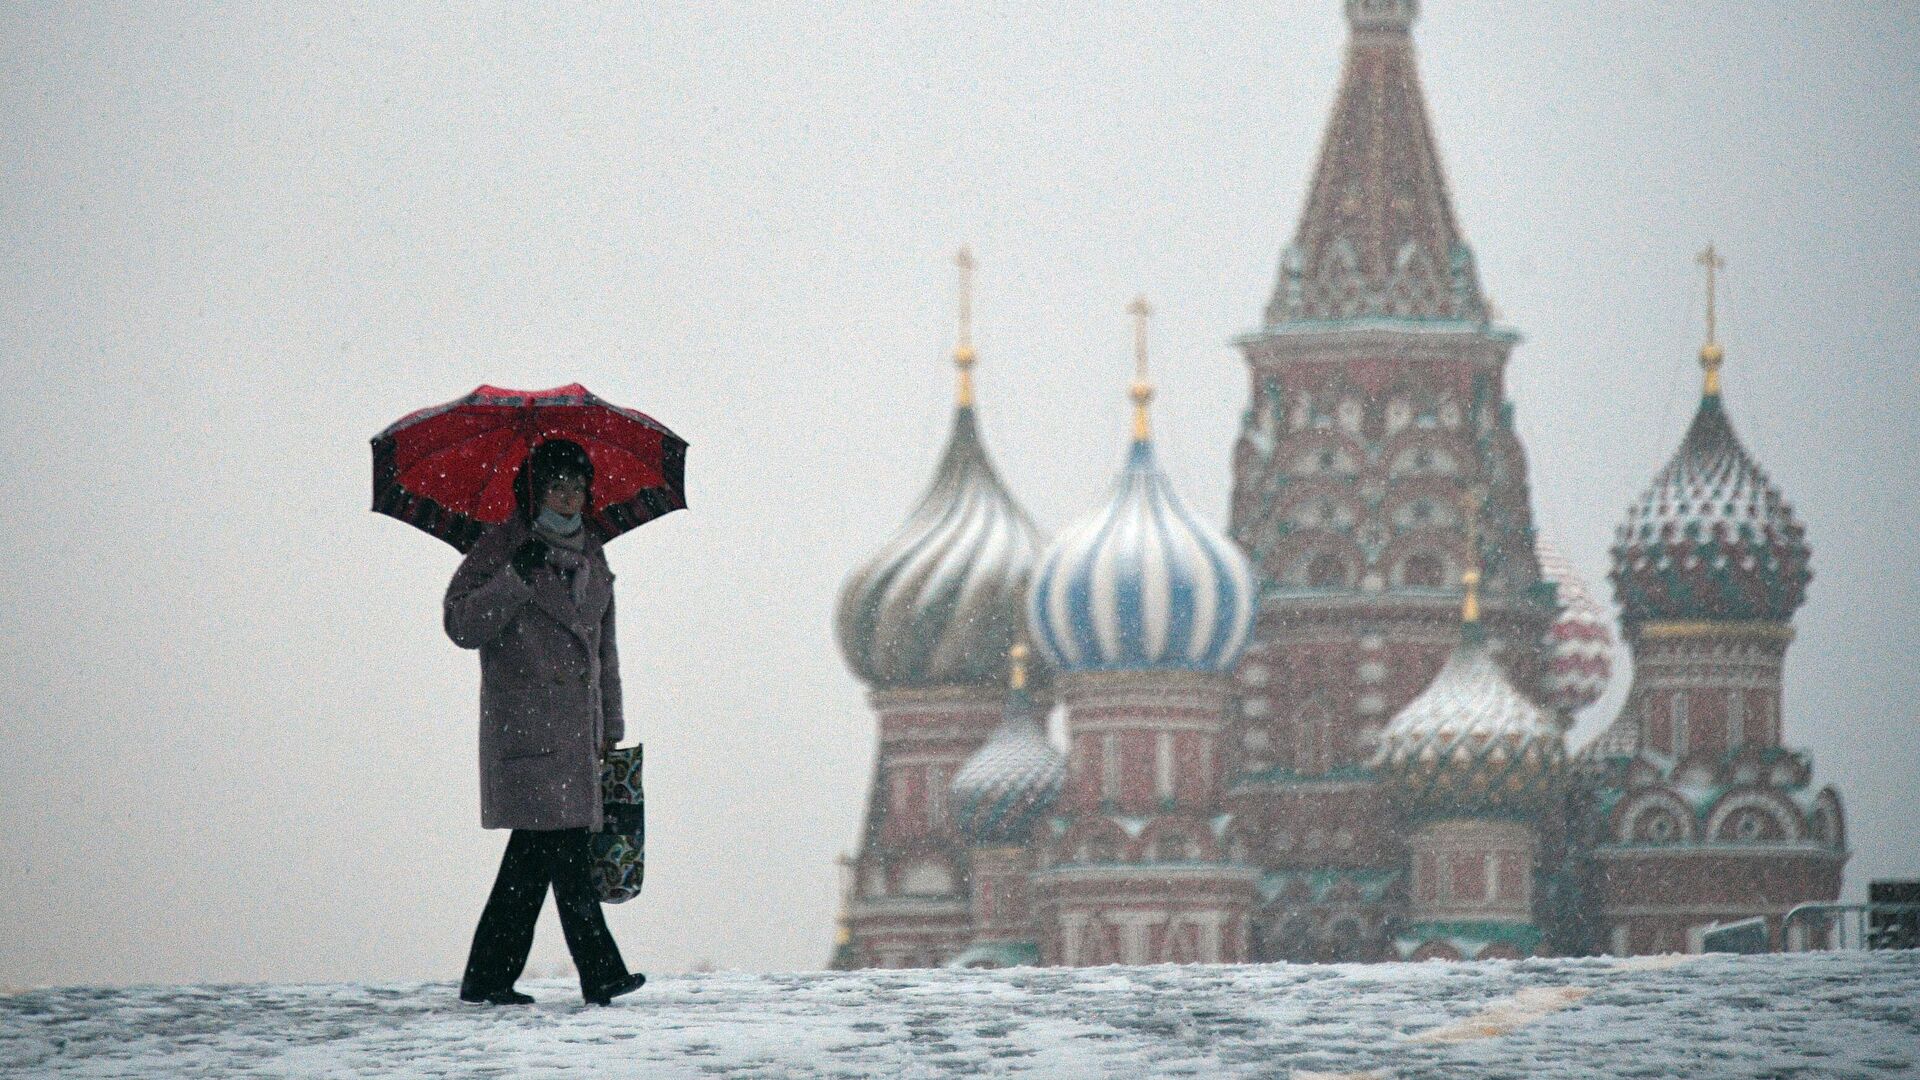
[899,860,952,896]
[1293,704,1331,774]
[888,767,911,816]
[1308,555,1347,588]
[1337,396,1364,433]
[1403,553,1445,588]
[926,765,947,829]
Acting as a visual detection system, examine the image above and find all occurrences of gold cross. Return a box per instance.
[1460,485,1486,625]
[955,246,975,353]
[1128,295,1154,440]
[1695,244,1726,394]
[1696,243,1724,345]
[954,246,977,405]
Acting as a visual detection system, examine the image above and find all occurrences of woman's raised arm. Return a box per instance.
[444,527,535,649]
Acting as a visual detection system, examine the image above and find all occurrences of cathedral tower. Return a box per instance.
[1225,0,1556,961]
[946,642,1065,968]
[1374,509,1568,960]
[1576,248,1846,955]
[1028,299,1261,966]
[834,250,1046,968]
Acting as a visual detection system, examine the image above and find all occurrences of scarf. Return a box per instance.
[532,517,591,606]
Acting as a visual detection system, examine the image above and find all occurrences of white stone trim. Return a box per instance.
[848,898,970,918]
[1592,843,1839,859]
[1034,865,1262,891]
[1058,912,1088,967]
[1101,733,1119,801]
[1070,713,1228,736]
[1155,731,1176,800]
[1605,903,1798,918]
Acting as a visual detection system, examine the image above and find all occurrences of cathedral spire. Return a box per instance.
[954,246,978,408]
[1696,243,1726,398]
[1266,0,1484,325]
[1347,0,1417,33]
[1460,485,1485,640]
[1127,295,1154,443]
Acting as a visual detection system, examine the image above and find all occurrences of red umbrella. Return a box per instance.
[371,383,687,552]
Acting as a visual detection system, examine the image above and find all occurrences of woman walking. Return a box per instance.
[443,438,649,1006]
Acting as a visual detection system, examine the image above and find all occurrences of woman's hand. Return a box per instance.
[601,736,617,759]
[510,537,549,582]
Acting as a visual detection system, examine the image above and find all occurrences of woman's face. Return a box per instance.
[540,474,588,517]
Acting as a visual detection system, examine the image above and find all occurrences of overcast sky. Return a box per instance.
[2,1,1915,987]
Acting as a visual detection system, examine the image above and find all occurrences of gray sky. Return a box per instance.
[2,1,1915,987]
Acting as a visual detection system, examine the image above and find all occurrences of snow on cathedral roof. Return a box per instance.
[950,659,1066,846]
[1373,635,1566,813]
[1609,360,1810,628]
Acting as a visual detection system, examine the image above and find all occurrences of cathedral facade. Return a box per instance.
[830,0,1846,969]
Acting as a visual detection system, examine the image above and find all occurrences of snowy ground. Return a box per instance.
[4,952,1917,1079]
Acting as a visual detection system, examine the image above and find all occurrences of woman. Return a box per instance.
[443,438,648,1006]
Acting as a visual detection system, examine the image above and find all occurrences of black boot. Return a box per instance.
[460,986,535,1006]
[583,972,646,1006]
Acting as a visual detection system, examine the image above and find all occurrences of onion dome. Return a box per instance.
[1536,542,1615,715]
[1028,298,1256,674]
[1609,253,1810,628]
[836,250,1044,690]
[950,644,1066,846]
[1374,555,1566,813]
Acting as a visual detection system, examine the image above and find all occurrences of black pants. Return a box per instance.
[461,827,629,996]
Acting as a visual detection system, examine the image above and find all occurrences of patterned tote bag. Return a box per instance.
[593,745,646,903]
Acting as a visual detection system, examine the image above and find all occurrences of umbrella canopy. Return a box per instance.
[372,383,687,552]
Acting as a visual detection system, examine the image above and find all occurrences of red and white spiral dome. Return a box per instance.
[1536,542,1615,715]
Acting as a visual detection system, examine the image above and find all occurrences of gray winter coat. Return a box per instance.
[444,517,623,830]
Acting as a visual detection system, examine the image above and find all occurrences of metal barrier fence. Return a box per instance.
[1782,902,1920,951]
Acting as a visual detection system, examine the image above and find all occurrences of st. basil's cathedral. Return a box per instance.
[829,0,1847,968]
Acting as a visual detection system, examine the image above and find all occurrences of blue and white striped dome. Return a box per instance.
[1028,439,1256,673]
